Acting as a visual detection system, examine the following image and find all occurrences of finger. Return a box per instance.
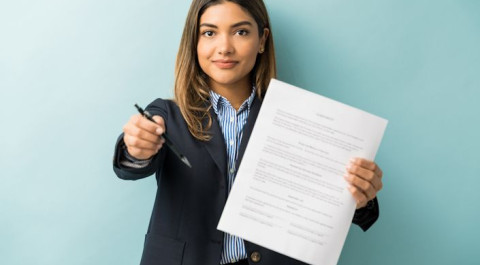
[124,134,162,151]
[347,162,378,183]
[132,114,164,136]
[123,121,163,145]
[350,157,383,178]
[375,165,383,179]
[349,159,383,190]
[348,185,368,209]
[347,164,383,192]
[148,115,166,135]
[152,115,165,129]
[344,173,377,200]
[351,158,383,178]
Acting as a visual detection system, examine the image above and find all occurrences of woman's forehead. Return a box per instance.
[199,2,256,26]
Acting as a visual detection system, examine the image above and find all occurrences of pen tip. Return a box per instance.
[182,157,192,168]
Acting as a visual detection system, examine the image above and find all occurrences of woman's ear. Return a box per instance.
[259,28,269,53]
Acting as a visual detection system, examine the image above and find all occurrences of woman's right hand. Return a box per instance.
[122,114,166,160]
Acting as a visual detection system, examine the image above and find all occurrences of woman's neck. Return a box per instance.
[210,80,251,111]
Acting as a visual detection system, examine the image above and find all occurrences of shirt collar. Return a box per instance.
[209,86,256,114]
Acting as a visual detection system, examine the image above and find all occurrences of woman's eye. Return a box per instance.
[236,29,249,36]
[202,31,215,37]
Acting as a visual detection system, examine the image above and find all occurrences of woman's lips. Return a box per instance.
[213,60,238,69]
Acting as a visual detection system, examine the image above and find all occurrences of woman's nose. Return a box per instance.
[217,35,234,55]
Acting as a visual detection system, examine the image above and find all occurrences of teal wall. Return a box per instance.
[1,0,478,264]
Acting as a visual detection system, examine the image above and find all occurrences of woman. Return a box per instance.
[113,0,383,264]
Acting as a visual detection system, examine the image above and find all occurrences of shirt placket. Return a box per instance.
[227,107,237,192]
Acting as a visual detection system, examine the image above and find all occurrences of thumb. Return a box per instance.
[151,115,165,134]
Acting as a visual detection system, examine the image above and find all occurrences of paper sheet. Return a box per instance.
[217,79,388,265]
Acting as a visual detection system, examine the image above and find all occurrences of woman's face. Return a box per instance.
[197,1,268,92]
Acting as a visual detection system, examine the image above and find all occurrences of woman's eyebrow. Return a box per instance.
[199,23,218,28]
[199,21,253,28]
[230,21,253,28]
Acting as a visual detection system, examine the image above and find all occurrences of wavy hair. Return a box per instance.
[174,0,276,141]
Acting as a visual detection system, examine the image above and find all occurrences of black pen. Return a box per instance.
[134,104,192,168]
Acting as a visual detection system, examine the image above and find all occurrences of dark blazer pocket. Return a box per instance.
[140,233,186,265]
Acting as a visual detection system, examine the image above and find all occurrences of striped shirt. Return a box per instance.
[210,88,256,264]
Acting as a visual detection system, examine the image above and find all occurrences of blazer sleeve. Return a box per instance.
[352,197,379,231]
[112,98,169,180]
[112,134,166,180]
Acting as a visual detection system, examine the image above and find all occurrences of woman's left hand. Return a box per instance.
[344,158,383,209]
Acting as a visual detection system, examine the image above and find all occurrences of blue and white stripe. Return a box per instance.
[210,87,256,264]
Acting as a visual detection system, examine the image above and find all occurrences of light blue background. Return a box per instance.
[1,0,479,264]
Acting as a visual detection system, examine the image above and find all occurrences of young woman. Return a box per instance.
[113,1,383,264]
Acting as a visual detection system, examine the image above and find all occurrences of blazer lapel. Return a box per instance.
[204,108,228,178]
[236,96,262,170]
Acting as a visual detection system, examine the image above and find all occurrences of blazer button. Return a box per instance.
[250,251,261,263]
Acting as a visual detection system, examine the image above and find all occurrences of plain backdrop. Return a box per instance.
[1,0,479,264]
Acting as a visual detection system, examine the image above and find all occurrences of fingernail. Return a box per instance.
[346,163,352,170]
[156,128,163,135]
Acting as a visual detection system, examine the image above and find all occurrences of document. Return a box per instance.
[217,79,388,265]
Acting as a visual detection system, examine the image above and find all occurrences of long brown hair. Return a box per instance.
[174,0,276,141]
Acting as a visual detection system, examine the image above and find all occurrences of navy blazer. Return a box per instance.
[113,97,379,265]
